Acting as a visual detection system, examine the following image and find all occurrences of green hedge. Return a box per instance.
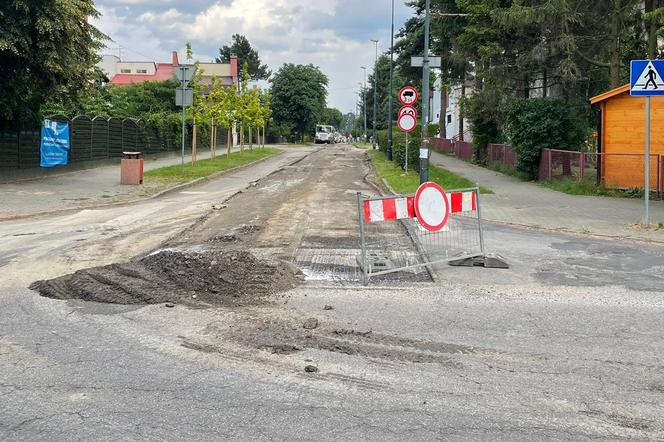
[374,123,439,172]
[506,98,585,180]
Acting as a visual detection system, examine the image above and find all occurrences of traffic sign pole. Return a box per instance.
[419,0,431,185]
[405,132,409,173]
[645,96,651,224]
[629,59,663,224]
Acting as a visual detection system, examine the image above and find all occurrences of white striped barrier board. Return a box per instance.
[362,191,477,224]
[356,183,507,282]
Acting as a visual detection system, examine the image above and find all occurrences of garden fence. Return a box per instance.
[0,115,229,171]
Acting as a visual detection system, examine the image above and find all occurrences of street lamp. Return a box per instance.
[387,0,395,161]
[360,66,367,143]
[370,39,379,150]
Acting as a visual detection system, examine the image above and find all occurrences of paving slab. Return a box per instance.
[0,146,296,220]
[431,151,664,242]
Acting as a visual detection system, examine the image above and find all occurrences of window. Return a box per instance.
[447,115,452,124]
[136,69,147,74]
[120,69,131,74]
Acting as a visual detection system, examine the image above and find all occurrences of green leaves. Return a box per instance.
[506,98,585,179]
[0,0,106,128]
[216,34,271,81]
[269,64,328,141]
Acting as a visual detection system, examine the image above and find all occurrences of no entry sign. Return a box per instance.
[399,86,419,106]
[397,113,417,133]
[414,182,450,232]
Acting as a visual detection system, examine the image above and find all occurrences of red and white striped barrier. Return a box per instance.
[363,191,476,224]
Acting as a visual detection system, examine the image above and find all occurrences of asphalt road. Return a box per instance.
[1,145,663,440]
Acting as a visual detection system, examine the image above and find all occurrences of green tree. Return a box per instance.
[0,0,106,127]
[269,64,328,141]
[506,98,585,179]
[216,34,271,81]
[320,108,344,128]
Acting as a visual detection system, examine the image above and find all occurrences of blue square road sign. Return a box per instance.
[630,60,664,96]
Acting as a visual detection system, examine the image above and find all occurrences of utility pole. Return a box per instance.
[361,67,368,142]
[387,0,395,161]
[419,0,431,184]
[371,39,379,150]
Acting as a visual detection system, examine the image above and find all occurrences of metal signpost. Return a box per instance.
[176,65,195,173]
[630,59,664,224]
[398,89,419,172]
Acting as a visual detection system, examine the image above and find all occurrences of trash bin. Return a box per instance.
[120,151,144,185]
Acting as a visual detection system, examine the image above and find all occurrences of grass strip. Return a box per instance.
[145,148,281,184]
[368,150,492,194]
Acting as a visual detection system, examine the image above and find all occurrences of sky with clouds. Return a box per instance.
[93,0,413,113]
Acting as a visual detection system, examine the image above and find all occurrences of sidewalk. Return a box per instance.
[430,151,664,243]
[0,146,284,220]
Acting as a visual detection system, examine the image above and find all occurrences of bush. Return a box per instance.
[506,98,585,180]
[462,89,502,165]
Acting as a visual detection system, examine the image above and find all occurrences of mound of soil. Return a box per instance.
[30,250,304,306]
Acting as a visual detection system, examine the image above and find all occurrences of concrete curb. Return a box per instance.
[0,150,283,222]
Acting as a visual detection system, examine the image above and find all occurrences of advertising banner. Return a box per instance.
[40,119,70,168]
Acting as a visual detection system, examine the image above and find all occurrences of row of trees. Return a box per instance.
[0,0,337,145]
[362,0,664,177]
[189,60,272,162]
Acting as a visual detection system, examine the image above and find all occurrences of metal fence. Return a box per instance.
[356,187,487,282]
[0,115,233,171]
[538,148,664,196]
[488,143,517,170]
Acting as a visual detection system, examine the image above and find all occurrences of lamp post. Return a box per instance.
[370,39,379,150]
[360,67,368,143]
[387,0,395,161]
[419,0,431,184]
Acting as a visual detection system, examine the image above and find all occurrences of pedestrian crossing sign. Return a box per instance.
[630,60,664,96]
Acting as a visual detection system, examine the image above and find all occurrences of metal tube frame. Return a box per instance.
[357,186,485,281]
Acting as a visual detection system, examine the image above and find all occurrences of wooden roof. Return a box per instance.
[590,84,630,104]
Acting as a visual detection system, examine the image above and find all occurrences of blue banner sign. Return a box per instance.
[40,119,70,168]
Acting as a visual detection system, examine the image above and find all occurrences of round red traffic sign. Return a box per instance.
[399,86,419,106]
[398,105,418,119]
[414,182,450,232]
[397,113,417,133]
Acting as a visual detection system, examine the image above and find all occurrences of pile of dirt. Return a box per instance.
[29,250,304,306]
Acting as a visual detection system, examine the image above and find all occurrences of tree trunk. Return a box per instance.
[227,127,232,158]
[646,0,659,59]
[240,124,244,153]
[459,80,465,141]
[192,118,197,166]
[439,84,447,138]
[249,126,253,150]
[609,2,622,88]
[210,119,215,159]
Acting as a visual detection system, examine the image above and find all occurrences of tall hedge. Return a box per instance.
[506,98,585,180]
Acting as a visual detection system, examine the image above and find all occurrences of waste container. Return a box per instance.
[120,151,144,185]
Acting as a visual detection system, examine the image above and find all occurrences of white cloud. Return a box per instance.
[93,0,412,112]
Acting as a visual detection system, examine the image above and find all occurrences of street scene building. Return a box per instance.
[1,1,664,440]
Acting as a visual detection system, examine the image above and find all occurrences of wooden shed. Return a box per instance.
[590,84,662,190]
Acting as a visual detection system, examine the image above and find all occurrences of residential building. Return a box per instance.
[97,52,238,89]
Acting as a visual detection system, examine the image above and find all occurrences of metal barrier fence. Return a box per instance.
[356,187,501,282]
[455,141,474,161]
[488,143,517,169]
[539,148,664,196]
[0,115,232,171]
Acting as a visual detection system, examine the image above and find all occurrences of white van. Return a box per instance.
[315,125,335,144]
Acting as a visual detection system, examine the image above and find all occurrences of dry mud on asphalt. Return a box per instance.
[30,250,304,307]
[30,145,424,307]
[166,144,430,283]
